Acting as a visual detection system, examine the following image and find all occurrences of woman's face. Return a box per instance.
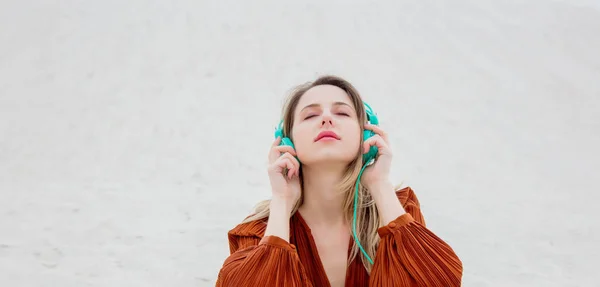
[291,84,362,166]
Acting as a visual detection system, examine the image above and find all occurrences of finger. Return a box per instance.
[365,124,389,142]
[285,159,294,178]
[274,145,297,156]
[363,135,389,154]
[270,151,298,175]
[279,152,300,179]
[281,152,300,178]
[364,124,389,143]
[275,157,293,174]
[271,151,291,167]
[278,155,293,179]
[268,137,283,163]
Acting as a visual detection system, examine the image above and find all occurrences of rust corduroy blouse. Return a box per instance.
[216,187,463,286]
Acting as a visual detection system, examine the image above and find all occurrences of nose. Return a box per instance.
[321,113,334,127]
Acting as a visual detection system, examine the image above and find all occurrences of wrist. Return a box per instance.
[366,180,394,198]
[270,196,295,216]
[367,180,406,223]
[264,197,294,242]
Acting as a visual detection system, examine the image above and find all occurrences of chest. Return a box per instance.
[311,229,351,287]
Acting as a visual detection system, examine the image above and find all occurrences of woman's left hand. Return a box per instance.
[361,123,394,191]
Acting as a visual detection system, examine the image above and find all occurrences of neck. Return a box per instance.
[298,163,348,227]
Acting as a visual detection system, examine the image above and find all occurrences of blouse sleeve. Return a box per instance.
[369,187,463,287]
[215,219,313,287]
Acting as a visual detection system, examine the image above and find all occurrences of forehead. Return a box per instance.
[296,85,354,110]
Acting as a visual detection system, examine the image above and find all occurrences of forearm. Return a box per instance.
[369,181,406,224]
[263,196,294,242]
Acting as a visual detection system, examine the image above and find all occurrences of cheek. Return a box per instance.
[349,130,363,150]
[291,127,310,149]
[346,124,362,142]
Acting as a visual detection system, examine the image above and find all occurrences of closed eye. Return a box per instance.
[304,112,349,120]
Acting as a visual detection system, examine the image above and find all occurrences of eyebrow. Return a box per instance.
[300,101,353,113]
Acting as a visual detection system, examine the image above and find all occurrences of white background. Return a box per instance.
[1,0,599,286]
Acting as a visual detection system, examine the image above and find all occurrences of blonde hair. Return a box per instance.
[242,75,385,272]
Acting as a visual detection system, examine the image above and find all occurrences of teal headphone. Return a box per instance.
[273,102,379,264]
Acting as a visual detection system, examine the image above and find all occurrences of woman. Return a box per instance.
[216,75,463,287]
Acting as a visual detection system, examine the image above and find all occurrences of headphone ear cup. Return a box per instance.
[280,137,295,150]
[275,122,299,162]
[362,102,380,164]
[280,137,300,162]
[362,129,378,163]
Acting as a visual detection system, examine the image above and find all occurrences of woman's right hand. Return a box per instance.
[267,136,302,207]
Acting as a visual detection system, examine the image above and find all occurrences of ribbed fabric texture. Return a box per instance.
[216,187,463,287]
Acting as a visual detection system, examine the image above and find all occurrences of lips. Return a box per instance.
[314,130,340,142]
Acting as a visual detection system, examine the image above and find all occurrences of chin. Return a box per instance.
[301,151,355,166]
